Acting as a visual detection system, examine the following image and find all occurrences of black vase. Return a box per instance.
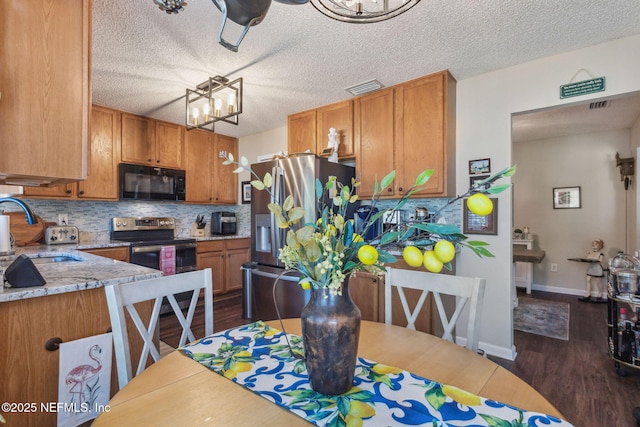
[300,276,361,395]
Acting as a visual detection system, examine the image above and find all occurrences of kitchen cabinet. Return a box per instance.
[196,238,250,295]
[23,105,121,200]
[81,246,130,263]
[288,110,317,155]
[0,0,91,186]
[185,130,238,204]
[355,70,456,198]
[121,113,184,169]
[287,100,354,159]
[0,288,151,427]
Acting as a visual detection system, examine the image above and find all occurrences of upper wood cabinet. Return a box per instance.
[288,110,317,155]
[355,70,456,199]
[288,100,354,159]
[185,129,238,204]
[24,106,121,201]
[121,113,184,169]
[0,0,91,186]
[317,100,354,158]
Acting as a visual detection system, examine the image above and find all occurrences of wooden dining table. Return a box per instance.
[93,319,565,426]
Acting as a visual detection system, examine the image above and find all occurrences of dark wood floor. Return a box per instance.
[489,290,640,427]
[160,289,640,427]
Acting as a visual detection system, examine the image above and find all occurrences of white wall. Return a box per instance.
[457,34,640,359]
[513,129,631,296]
[237,125,287,201]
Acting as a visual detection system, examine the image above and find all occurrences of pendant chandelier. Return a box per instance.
[309,0,421,23]
[186,76,243,133]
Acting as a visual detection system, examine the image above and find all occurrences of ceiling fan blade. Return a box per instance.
[273,0,309,4]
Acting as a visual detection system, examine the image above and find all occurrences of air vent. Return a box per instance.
[345,79,384,96]
[589,100,609,109]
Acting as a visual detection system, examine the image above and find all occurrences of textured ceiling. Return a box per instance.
[92,1,640,140]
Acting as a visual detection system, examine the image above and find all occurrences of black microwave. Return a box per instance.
[119,163,186,201]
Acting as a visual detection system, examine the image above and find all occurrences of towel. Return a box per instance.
[160,245,176,275]
[58,333,112,427]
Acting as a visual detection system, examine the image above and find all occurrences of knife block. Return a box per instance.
[190,223,205,237]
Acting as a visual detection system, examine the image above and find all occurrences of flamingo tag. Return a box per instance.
[57,332,112,427]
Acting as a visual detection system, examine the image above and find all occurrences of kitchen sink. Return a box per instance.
[30,255,84,264]
[0,254,85,268]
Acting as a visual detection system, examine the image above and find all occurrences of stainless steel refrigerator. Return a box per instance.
[243,154,355,321]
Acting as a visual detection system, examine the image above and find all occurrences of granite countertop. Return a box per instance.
[0,247,162,303]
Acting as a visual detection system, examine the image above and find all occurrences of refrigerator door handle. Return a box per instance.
[251,268,300,282]
[271,165,283,259]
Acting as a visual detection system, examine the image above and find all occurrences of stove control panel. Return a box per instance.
[45,226,79,245]
[112,217,175,231]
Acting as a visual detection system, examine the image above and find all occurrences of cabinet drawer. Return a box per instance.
[226,238,250,250]
[197,240,225,253]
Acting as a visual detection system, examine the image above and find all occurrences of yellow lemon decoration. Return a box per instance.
[434,240,456,263]
[423,250,443,273]
[372,363,403,375]
[357,245,378,265]
[466,193,493,216]
[345,414,363,427]
[348,400,376,419]
[402,246,424,268]
[442,384,482,406]
[223,362,251,379]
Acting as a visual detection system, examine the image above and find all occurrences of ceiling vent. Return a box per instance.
[589,100,609,110]
[345,79,384,97]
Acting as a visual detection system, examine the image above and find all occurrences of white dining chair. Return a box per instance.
[105,269,213,389]
[384,267,486,354]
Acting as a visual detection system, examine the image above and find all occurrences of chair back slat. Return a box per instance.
[105,269,213,389]
[384,267,486,353]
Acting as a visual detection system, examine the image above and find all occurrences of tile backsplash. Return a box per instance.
[2,199,251,241]
[2,197,463,242]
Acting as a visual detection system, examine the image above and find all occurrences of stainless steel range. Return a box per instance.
[111,217,198,313]
[111,217,197,274]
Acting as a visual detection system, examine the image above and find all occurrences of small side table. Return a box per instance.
[513,239,534,294]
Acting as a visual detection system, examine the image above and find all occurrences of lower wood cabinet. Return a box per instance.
[349,260,457,335]
[196,238,250,295]
[0,288,151,426]
[81,246,130,262]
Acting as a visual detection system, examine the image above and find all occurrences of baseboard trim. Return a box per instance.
[455,337,517,361]
[531,283,590,296]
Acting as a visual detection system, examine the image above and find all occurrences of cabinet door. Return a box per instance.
[77,106,121,200]
[225,238,251,292]
[23,184,74,198]
[81,247,129,262]
[288,110,317,155]
[197,250,226,295]
[0,0,90,185]
[355,88,396,198]
[349,272,383,322]
[212,134,238,204]
[185,129,214,203]
[121,113,155,165]
[155,120,184,169]
[317,100,354,158]
[396,72,455,197]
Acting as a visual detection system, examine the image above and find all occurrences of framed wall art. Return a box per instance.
[242,181,252,204]
[463,198,498,235]
[469,158,491,175]
[553,186,581,209]
[469,174,490,190]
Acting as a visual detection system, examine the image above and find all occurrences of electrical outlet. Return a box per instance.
[58,214,69,226]
[550,263,558,272]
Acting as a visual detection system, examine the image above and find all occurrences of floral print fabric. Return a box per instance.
[180,321,573,427]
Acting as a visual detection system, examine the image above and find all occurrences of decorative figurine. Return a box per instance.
[327,128,339,163]
[578,239,606,303]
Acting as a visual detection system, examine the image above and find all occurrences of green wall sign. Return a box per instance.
[560,77,605,99]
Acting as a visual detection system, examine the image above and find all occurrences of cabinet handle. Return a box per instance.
[45,337,63,351]
[387,188,392,192]
[66,189,72,194]
[156,159,160,163]
[78,191,84,195]
[398,187,403,192]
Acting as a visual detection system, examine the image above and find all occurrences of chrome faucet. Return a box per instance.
[0,198,38,224]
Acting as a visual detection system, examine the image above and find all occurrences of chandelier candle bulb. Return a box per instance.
[192,107,199,125]
[214,98,222,117]
[203,103,210,122]
[228,93,236,114]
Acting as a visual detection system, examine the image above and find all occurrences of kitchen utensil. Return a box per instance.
[7,212,46,246]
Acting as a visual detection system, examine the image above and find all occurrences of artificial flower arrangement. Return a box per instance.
[224,154,515,295]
